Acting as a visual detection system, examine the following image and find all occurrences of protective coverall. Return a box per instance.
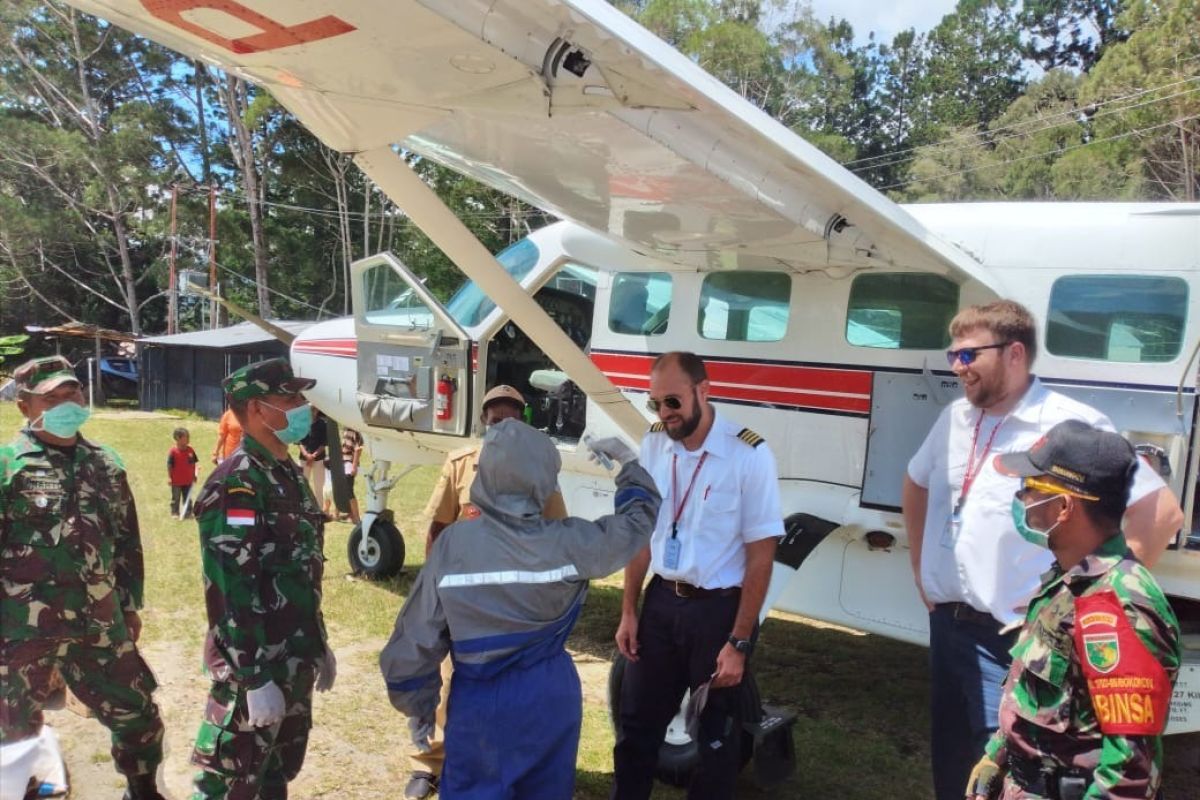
[380,420,661,799]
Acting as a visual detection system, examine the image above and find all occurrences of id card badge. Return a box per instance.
[664,537,682,570]
[940,507,962,549]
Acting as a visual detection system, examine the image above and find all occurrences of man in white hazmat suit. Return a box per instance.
[379,419,660,799]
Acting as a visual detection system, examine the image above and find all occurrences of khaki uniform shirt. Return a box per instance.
[425,446,568,524]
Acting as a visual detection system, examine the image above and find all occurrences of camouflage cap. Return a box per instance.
[222,357,315,400]
[13,356,80,395]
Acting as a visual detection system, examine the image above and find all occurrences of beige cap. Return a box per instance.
[482,384,525,410]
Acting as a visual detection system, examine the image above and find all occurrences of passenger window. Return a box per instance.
[846,273,958,349]
[362,264,435,328]
[609,272,672,336]
[1047,275,1187,363]
[698,272,790,342]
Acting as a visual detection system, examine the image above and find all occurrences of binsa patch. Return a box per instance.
[1074,590,1169,736]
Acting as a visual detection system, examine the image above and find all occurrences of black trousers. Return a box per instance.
[171,484,193,516]
[611,577,747,800]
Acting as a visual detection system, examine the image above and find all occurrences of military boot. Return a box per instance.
[122,772,167,800]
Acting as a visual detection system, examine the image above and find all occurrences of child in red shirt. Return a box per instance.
[168,426,200,518]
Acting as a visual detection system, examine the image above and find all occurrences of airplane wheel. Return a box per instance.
[607,653,760,788]
[347,517,404,579]
[607,654,697,786]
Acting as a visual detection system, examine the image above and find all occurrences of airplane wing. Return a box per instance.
[62,0,1000,290]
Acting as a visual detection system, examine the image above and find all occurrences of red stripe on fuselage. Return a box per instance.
[294,338,357,359]
[590,351,872,415]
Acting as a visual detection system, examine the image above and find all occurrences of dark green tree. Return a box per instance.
[1019,0,1128,71]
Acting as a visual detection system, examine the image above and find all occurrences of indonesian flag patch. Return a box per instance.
[226,508,255,526]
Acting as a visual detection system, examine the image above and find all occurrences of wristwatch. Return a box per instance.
[727,635,753,655]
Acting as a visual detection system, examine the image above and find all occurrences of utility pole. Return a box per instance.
[208,184,218,329]
[168,184,178,335]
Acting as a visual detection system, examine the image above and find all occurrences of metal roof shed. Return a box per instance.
[139,321,312,419]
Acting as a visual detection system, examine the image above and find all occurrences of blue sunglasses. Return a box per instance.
[946,342,1011,366]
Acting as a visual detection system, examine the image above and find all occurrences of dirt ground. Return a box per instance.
[39,643,615,800]
[40,642,1200,800]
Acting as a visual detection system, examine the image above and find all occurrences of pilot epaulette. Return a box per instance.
[649,421,666,433]
[736,427,765,448]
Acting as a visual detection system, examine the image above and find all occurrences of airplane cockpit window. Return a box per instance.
[1046,275,1187,363]
[609,272,672,335]
[698,272,791,342]
[447,238,540,328]
[363,265,436,329]
[485,263,598,440]
[846,273,958,349]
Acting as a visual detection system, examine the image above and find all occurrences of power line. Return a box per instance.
[879,114,1199,192]
[845,77,1200,175]
[178,243,333,318]
[841,62,1200,170]
[175,187,545,224]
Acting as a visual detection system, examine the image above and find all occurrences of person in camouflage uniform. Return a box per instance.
[0,356,166,800]
[189,358,336,800]
[968,420,1182,800]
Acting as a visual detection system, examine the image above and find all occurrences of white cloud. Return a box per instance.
[805,0,959,45]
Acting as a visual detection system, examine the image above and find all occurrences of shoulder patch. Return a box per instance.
[649,421,666,433]
[736,427,765,448]
[227,486,256,497]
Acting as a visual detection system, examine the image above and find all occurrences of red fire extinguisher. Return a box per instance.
[435,374,454,421]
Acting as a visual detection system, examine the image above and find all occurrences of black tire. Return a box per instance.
[608,654,701,787]
[347,517,404,579]
[608,654,759,787]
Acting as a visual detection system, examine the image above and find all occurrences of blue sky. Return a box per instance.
[806,0,960,45]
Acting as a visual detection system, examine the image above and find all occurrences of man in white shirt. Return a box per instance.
[901,300,1183,800]
[610,352,784,800]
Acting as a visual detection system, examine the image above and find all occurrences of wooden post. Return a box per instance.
[93,333,105,406]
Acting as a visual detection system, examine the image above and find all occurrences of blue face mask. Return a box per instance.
[34,401,91,439]
[1011,494,1062,549]
[262,401,312,445]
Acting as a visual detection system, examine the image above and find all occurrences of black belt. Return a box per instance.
[654,576,740,599]
[937,602,1001,628]
[1008,754,1089,800]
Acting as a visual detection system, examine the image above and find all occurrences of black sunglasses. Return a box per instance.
[646,395,684,413]
[946,342,1011,367]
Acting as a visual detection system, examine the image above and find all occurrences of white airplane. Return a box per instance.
[62,0,1200,781]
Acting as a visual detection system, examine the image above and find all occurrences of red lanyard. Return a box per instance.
[671,451,709,538]
[959,411,1005,509]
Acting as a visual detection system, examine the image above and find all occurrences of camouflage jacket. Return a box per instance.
[985,534,1181,799]
[194,433,327,688]
[0,428,142,642]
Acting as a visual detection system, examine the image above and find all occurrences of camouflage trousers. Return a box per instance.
[0,635,164,776]
[191,664,315,800]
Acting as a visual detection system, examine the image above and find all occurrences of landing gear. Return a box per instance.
[346,459,415,579]
[607,654,797,789]
[347,516,404,579]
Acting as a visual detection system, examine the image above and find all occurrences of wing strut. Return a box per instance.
[354,146,648,441]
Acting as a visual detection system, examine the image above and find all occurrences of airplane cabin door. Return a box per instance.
[352,252,471,437]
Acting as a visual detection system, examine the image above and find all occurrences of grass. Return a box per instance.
[2,404,939,798]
